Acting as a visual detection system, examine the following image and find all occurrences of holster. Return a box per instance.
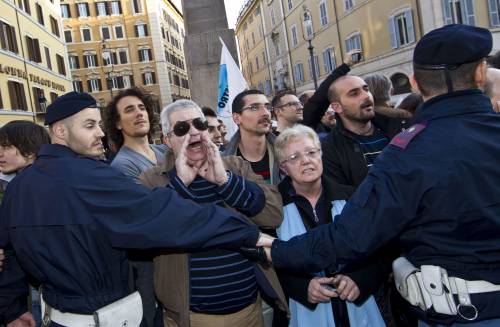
[94,291,143,327]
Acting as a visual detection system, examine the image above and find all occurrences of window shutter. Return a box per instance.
[142,73,146,85]
[112,52,117,65]
[488,0,500,26]
[8,82,17,109]
[388,17,398,49]
[93,54,98,66]
[461,0,475,26]
[118,1,122,13]
[138,50,143,61]
[152,72,156,84]
[94,2,99,15]
[134,25,138,37]
[144,25,148,36]
[98,79,102,91]
[405,9,415,43]
[148,49,152,61]
[75,56,80,69]
[106,2,111,15]
[85,3,90,16]
[34,38,41,62]
[441,0,453,25]
[129,75,134,86]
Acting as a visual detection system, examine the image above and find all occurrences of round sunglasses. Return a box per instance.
[171,117,209,137]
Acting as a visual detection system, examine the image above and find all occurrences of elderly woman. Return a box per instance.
[274,124,386,327]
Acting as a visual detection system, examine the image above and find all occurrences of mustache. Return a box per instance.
[361,100,374,108]
[258,117,272,124]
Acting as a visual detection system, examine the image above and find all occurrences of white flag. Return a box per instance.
[217,37,248,138]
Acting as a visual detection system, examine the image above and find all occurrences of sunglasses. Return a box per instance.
[171,117,209,137]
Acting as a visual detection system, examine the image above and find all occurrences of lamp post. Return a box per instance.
[302,8,318,90]
[101,41,114,100]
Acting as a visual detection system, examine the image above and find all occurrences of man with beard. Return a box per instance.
[104,87,167,327]
[271,90,303,136]
[0,92,264,326]
[223,90,279,185]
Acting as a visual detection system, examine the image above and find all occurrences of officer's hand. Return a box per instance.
[343,49,362,67]
[7,312,35,327]
[175,134,203,186]
[308,277,337,304]
[333,274,360,302]
[256,232,275,248]
[0,248,4,271]
[198,134,228,186]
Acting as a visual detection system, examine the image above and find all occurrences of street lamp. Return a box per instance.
[101,41,114,99]
[302,8,318,90]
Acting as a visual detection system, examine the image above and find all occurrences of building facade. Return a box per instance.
[0,0,72,125]
[236,0,500,97]
[62,0,189,112]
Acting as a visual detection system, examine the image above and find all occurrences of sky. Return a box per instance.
[224,0,247,29]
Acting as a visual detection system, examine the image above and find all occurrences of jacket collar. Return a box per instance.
[413,89,493,124]
[224,129,276,156]
[278,175,345,204]
[38,144,80,158]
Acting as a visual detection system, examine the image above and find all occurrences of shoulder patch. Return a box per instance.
[390,123,426,149]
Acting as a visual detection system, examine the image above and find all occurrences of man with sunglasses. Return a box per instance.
[271,90,304,136]
[0,92,268,327]
[140,99,286,327]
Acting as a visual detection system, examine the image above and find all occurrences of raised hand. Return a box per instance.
[308,277,337,304]
[198,134,228,186]
[175,134,202,186]
[7,312,35,327]
[332,274,360,302]
[343,49,363,67]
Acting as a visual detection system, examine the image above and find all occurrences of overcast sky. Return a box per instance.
[224,0,247,29]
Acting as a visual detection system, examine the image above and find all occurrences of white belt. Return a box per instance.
[41,295,95,327]
[448,277,500,295]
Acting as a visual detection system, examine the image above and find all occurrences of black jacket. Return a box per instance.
[275,176,392,326]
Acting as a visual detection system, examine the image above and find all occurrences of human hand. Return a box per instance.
[308,277,337,304]
[343,49,363,66]
[198,134,228,186]
[256,233,275,248]
[333,274,360,302]
[175,134,203,186]
[0,248,4,272]
[7,312,35,327]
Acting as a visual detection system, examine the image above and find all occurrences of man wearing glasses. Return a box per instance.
[140,99,286,327]
[271,90,304,136]
[223,90,279,185]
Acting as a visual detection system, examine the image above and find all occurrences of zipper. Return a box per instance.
[312,208,319,223]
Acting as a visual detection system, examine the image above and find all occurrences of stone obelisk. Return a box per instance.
[181,0,239,108]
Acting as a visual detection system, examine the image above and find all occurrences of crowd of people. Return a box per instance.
[1,23,500,327]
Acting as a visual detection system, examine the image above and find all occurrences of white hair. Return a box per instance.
[274,124,321,163]
[160,99,204,135]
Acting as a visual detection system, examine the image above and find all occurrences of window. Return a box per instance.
[102,50,117,66]
[172,74,180,86]
[323,47,336,73]
[132,0,142,14]
[319,1,328,26]
[64,30,72,43]
[19,0,31,15]
[84,53,98,67]
[271,8,276,26]
[117,49,128,64]
[45,46,52,70]
[73,80,83,92]
[56,54,66,75]
[69,54,80,69]
[135,23,148,37]
[264,80,271,95]
[142,72,156,85]
[308,55,320,78]
[60,4,70,18]
[95,2,108,16]
[114,25,124,38]
[50,16,60,37]
[36,3,44,25]
[294,63,304,83]
[7,81,28,110]
[32,87,45,113]
[345,0,354,11]
[290,25,298,46]
[442,0,475,26]
[111,1,122,14]
[77,3,90,17]
[252,32,255,45]
[345,33,362,53]
[288,0,293,10]
[0,21,19,54]
[87,78,102,92]
[101,26,110,40]
[26,35,42,62]
[389,9,415,48]
[81,27,91,41]
[50,92,58,103]
[123,75,133,88]
[138,48,152,61]
[255,56,259,70]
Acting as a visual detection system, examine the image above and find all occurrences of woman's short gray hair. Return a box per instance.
[160,99,204,135]
[274,124,321,163]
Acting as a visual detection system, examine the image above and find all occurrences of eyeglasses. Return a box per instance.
[281,148,321,165]
[240,103,273,112]
[276,101,303,109]
[170,117,209,137]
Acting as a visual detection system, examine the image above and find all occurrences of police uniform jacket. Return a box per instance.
[271,89,500,323]
[0,144,259,324]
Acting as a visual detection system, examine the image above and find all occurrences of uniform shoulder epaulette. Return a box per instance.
[390,123,426,149]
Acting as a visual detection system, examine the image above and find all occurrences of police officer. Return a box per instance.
[260,24,500,326]
[0,92,262,326]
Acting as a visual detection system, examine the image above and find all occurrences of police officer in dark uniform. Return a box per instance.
[0,92,263,326]
[261,24,500,326]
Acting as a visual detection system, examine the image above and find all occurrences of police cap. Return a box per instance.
[413,24,492,68]
[45,91,97,125]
